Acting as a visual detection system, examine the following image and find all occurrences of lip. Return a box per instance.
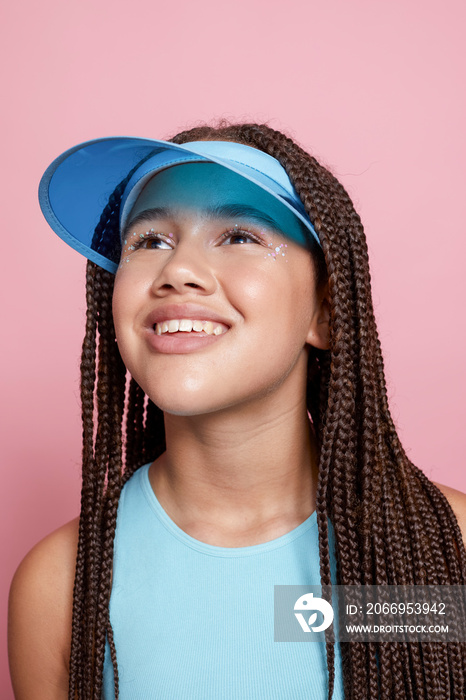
[144,303,232,355]
[145,329,227,354]
[145,303,232,329]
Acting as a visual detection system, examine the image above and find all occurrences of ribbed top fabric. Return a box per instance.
[102,463,344,699]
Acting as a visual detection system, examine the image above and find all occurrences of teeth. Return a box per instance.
[179,319,193,331]
[154,319,227,336]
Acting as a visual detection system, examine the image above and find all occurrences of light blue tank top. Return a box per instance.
[103,463,344,699]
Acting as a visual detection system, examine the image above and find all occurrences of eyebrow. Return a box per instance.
[123,204,284,238]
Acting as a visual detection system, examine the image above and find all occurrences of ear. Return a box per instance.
[305,283,330,350]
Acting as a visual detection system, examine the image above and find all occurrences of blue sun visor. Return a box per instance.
[39,137,320,274]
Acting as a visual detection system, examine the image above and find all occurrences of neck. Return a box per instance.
[148,390,319,546]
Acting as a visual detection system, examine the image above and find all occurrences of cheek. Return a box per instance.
[226,252,314,317]
[263,240,289,262]
[112,269,132,328]
[112,268,147,346]
[223,259,280,316]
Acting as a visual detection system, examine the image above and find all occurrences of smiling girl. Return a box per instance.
[8,123,466,699]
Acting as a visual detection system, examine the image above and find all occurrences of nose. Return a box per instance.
[151,240,217,297]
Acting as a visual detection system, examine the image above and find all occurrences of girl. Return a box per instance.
[8,122,466,699]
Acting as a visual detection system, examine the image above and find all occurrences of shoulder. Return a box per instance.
[433,481,466,546]
[8,516,79,699]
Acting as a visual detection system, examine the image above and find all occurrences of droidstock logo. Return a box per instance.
[294,592,334,633]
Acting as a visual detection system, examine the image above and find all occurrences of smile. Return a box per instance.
[154,319,229,336]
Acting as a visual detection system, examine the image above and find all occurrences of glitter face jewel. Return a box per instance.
[117,256,131,269]
[264,241,288,261]
[119,231,141,267]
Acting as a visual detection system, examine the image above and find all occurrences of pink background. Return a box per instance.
[2,1,465,695]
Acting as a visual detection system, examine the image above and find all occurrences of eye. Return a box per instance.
[132,232,173,250]
[220,229,263,245]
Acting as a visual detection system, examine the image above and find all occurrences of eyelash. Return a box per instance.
[130,227,265,250]
[220,228,264,245]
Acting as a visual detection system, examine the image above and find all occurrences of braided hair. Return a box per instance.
[69,121,466,699]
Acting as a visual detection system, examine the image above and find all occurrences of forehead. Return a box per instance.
[127,163,308,246]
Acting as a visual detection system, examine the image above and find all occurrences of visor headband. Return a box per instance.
[38,137,321,275]
[119,141,320,250]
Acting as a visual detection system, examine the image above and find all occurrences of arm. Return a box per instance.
[434,481,466,548]
[8,517,79,700]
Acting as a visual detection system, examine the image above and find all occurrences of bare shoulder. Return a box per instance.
[8,516,80,699]
[433,481,466,546]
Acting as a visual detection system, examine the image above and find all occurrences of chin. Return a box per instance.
[150,398,227,418]
[139,380,227,418]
